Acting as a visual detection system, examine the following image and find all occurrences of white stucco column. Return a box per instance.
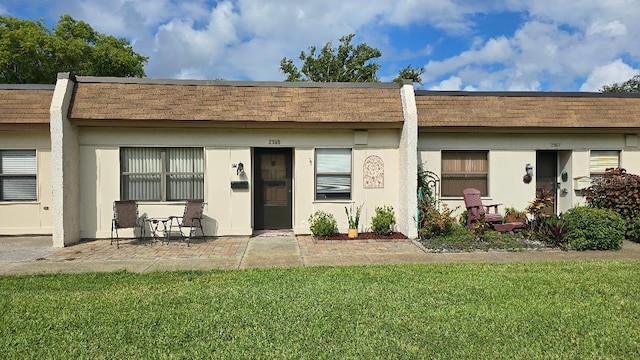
[399,81,419,239]
[50,73,80,247]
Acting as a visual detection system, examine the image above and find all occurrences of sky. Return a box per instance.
[2,0,639,91]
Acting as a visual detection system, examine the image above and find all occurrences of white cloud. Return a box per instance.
[4,0,640,90]
[579,59,638,91]
[586,20,628,37]
[429,76,463,90]
[423,36,513,81]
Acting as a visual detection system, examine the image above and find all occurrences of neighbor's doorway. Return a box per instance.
[536,150,557,215]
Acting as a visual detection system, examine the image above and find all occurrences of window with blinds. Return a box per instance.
[315,148,352,200]
[0,150,37,201]
[120,147,204,201]
[441,151,488,197]
[590,150,620,176]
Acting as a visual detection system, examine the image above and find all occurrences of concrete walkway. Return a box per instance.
[1,235,640,275]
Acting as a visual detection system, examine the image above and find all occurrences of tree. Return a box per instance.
[280,34,382,82]
[600,74,640,93]
[393,65,424,85]
[0,15,148,84]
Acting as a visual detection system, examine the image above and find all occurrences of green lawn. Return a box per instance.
[1,261,639,359]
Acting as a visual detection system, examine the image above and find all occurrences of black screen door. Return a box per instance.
[536,150,557,215]
[254,148,292,229]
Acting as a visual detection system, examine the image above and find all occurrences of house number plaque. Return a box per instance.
[268,139,281,145]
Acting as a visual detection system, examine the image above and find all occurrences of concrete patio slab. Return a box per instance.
[0,236,57,262]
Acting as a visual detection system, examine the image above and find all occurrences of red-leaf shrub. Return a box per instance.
[585,167,640,241]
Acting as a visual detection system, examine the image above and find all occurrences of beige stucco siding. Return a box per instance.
[419,132,639,216]
[0,131,52,234]
[78,127,400,239]
[294,147,400,233]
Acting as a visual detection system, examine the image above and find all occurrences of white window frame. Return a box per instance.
[120,147,204,201]
[0,149,37,202]
[315,148,352,200]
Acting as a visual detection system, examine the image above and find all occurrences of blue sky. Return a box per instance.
[2,0,639,91]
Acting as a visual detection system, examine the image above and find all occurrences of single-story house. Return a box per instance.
[416,91,640,215]
[0,84,55,235]
[49,74,418,247]
[3,74,640,247]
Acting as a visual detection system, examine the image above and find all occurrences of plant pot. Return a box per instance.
[347,228,358,239]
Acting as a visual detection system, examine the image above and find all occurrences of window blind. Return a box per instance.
[589,150,619,174]
[316,148,352,199]
[0,150,37,201]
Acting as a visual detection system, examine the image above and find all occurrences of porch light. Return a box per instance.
[523,163,533,184]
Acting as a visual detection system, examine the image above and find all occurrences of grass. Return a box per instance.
[1,262,639,358]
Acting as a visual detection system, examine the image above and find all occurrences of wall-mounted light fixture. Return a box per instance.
[237,162,245,176]
[523,163,533,184]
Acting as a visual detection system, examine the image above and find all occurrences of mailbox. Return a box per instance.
[573,176,592,190]
[231,181,249,189]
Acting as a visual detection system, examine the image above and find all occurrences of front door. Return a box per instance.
[254,148,292,230]
[536,150,558,215]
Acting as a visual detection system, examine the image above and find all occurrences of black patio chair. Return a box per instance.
[168,200,206,246]
[111,200,145,248]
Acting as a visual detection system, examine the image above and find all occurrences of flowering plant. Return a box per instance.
[418,197,458,239]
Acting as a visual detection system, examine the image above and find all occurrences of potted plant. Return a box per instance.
[504,207,526,223]
[345,204,363,238]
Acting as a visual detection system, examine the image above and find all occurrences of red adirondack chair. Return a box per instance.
[462,188,504,228]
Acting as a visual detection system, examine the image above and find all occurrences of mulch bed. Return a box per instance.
[314,232,408,241]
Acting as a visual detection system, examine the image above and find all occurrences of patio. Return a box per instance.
[1,235,639,275]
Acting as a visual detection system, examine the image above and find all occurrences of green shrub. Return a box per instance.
[586,167,640,238]
[371,205,396,235]
[628,217,640,243]
[563,206,625,251]
[308,211,338,236]
[458,210,468,227]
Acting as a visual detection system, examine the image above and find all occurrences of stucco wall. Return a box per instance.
[78,127,401,238]
[0,130,52,235]
[419,132,640,216]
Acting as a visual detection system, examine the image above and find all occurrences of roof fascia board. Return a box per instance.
[69,75,402,89]
[415,90,640,98]
[0,84,56,90]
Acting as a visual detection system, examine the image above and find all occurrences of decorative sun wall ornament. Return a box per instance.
[363,155,384,189]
